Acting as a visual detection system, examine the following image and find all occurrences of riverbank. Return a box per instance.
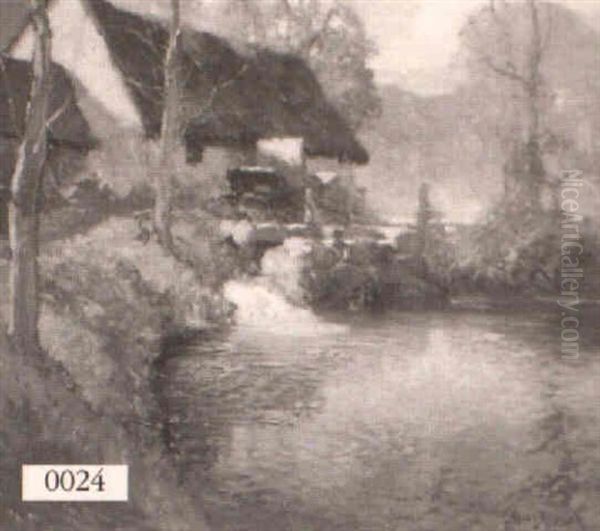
[0,327,210,530]
[0,212,237,530]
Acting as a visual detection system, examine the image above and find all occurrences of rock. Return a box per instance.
[219,219,254,246]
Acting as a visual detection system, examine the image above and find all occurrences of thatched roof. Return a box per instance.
[0,55,94,150]
[83,0,368,164]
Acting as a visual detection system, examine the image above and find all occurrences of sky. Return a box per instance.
[351,0,600,94]
[3,0,599,94]
[124,0,600,94]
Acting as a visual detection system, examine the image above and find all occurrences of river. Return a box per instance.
[159,304,600,530]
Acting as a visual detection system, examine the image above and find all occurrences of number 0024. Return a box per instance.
[44,468,105,492]
[22,465,128,501]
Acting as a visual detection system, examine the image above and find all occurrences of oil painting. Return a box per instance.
[1,0,599,529]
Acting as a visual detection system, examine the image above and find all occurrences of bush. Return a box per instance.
[449,204,561,295]
[301,240,448,311]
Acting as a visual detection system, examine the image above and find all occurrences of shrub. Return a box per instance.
[449,203,562,295]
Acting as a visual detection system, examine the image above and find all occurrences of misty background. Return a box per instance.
[2,0,599,223]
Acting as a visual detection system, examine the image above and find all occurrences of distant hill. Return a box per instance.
[356,84,505,224]
[356,2,600,224]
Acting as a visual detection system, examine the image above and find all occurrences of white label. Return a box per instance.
[22,465,128,502]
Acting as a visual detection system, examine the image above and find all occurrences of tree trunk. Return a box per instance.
[8,0,52,354]
[526,0,542,146]
[154,0,181,253]
[524,0,544,209]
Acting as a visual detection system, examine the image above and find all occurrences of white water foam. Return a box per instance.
[224,237,345,335]
[260,237,312,305]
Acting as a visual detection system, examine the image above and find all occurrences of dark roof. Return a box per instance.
[184,48,369,163]
[0,55,94,150]
[83,0,368,164]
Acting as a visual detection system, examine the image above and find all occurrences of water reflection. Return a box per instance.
[161,308,600,530]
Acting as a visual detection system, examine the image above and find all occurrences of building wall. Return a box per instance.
[201,146,253,181]
[257,138,304,167]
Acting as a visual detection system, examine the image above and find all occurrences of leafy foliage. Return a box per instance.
[449,203,561,295]
[301,239,447,311]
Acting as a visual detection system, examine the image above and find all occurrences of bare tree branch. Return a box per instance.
[123,27,165,62]
[463,34,527,86]
[529,0,544,80]
[298,5,339,57]
[46,92,73,129]
[463,2,527,87]
[481,56,527,85]
[488,0,516,74]
[540,2,554,58]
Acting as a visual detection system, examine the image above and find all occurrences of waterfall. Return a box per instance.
[224,237,344,335]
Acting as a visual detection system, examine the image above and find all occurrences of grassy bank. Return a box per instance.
[0,213,235,530]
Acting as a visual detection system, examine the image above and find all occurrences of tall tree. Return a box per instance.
[154,0,182,253]
[414,182,439,260]
[8,0,52,353]
[460,0,553,209]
